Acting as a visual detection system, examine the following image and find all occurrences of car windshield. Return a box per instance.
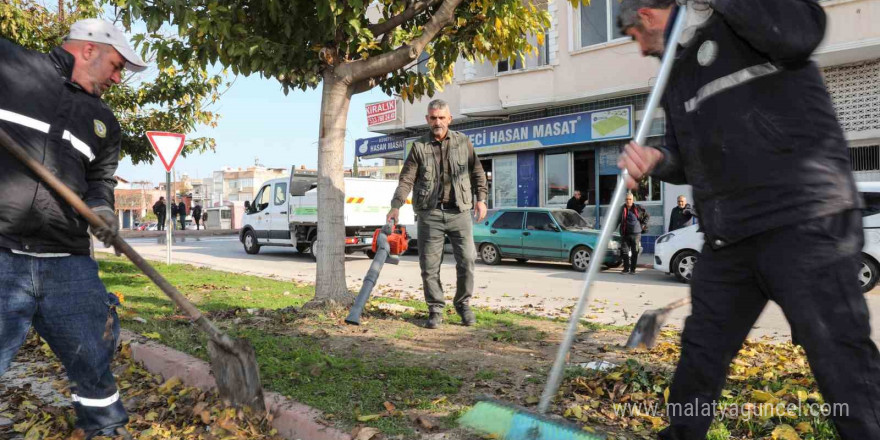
[552,210,590,230]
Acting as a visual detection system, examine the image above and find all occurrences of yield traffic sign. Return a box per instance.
[146,131,186,172]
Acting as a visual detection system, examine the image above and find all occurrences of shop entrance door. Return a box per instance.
[573,151,595,214]
[481,159,493,209]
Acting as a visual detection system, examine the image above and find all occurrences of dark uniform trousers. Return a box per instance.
[660,210,880,439]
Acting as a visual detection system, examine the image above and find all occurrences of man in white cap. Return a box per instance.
[0,18,147,439]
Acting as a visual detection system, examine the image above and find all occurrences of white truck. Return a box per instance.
[239,173,414,257]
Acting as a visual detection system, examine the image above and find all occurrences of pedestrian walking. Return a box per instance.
[152,196,166,231]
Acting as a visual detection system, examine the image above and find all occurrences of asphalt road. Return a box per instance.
[98,236,880,344]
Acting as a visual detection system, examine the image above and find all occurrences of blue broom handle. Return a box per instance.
[538,6,689,414]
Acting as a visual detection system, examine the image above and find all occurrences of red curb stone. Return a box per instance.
[120,330,352,440]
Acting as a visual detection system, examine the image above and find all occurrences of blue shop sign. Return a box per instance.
[355,136,407,157]
[355,105,632,158]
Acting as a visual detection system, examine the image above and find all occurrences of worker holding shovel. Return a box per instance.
[617,0,880,438]
[0,19,148,439]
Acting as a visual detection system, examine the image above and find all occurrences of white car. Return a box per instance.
[654,182,880,293]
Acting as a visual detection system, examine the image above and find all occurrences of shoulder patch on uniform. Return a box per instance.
[94,119,107,138]
[697,40,718,67]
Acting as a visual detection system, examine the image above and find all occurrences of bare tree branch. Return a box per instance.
[368,0,441,37]
[341,0,463,83]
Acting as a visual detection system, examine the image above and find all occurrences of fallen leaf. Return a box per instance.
[771,424,801,440]
[357,414,382,422]
[416,415,439,431]
[383,401,396,412]
[353,426,382,440]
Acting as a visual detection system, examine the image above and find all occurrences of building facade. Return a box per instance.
[210,166,288,206]
[356,0,880,252]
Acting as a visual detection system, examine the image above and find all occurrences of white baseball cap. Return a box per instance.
[66,19,148,72]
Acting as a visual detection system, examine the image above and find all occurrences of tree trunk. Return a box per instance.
[310,72,354,307]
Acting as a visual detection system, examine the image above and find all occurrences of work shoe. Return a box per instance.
[425,312,443,329]
[456,305,476,326]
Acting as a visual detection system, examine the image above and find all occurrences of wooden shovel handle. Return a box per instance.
[0,127,226,341]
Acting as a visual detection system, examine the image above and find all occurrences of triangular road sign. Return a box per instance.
[146,131,186,172]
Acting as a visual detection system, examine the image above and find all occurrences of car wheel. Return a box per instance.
[570,246,592,272]
[243,230,260,255]
[515,258,528,264]
[859,256,879,293]
[296,243,310,254]
[480,243,502,265]
[605,260,623,269]
[672,250,698,284]
[366,250,376,259]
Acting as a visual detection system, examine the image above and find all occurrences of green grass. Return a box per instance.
[98,254,632,436]
[100,255,466,436]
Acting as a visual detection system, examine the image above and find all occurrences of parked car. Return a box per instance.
[653,182,880,292]
[473,208,622,271]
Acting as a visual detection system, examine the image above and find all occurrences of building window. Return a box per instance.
[497,33,550,73]
[545,153,570,205]
[851,145,880,172]
[576,0,624,49]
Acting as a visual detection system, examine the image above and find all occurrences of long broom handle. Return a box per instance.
[0,127,234,351]
[538,6,689,414]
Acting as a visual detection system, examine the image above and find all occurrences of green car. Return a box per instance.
[473,208,623,271]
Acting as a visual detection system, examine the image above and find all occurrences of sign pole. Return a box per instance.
[166,171,172,264]
[145,130,187,266]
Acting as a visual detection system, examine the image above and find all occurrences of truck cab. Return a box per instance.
[239,173,414,258]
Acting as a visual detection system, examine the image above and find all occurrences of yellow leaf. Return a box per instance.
[536,32,545,47]
[158,376,182,394]
[664,387,670,403]
[357,414,382,422]
[143,332,161,340]
[771,424,801,440]
[752,390,777,403]
[795,422,813,434]
[494,17,502,33]
[145,411,158,421]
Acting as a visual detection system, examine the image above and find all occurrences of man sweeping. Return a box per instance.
[616,0,880,438]
[0,19,147,438]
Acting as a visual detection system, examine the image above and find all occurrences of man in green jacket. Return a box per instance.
[387,100,488,329]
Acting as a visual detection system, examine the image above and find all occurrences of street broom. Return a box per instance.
[458,7,689,439]
[0,127,266,413]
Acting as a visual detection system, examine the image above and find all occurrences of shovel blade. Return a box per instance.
[625,312,661,349]
[208,337,266,412]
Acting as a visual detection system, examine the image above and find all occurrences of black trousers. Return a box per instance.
[659,210,880,439]
[156,214,165,231]
[621,234,641,272]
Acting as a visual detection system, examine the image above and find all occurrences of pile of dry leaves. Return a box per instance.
[0,333,284,440]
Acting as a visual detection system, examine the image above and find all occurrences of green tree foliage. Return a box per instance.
[0,0,227,164]
[109,0,588,303]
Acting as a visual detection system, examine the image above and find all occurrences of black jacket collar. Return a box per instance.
[49,47,75,81]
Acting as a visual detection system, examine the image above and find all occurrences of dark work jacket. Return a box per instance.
[566,196,586,214]
[619,203,650,236]
[650,1,861,249]
[0,40,121,254]
[153,201,166,217]
[669,204,698,231]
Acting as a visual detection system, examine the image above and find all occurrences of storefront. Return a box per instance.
[356,101,668,250]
